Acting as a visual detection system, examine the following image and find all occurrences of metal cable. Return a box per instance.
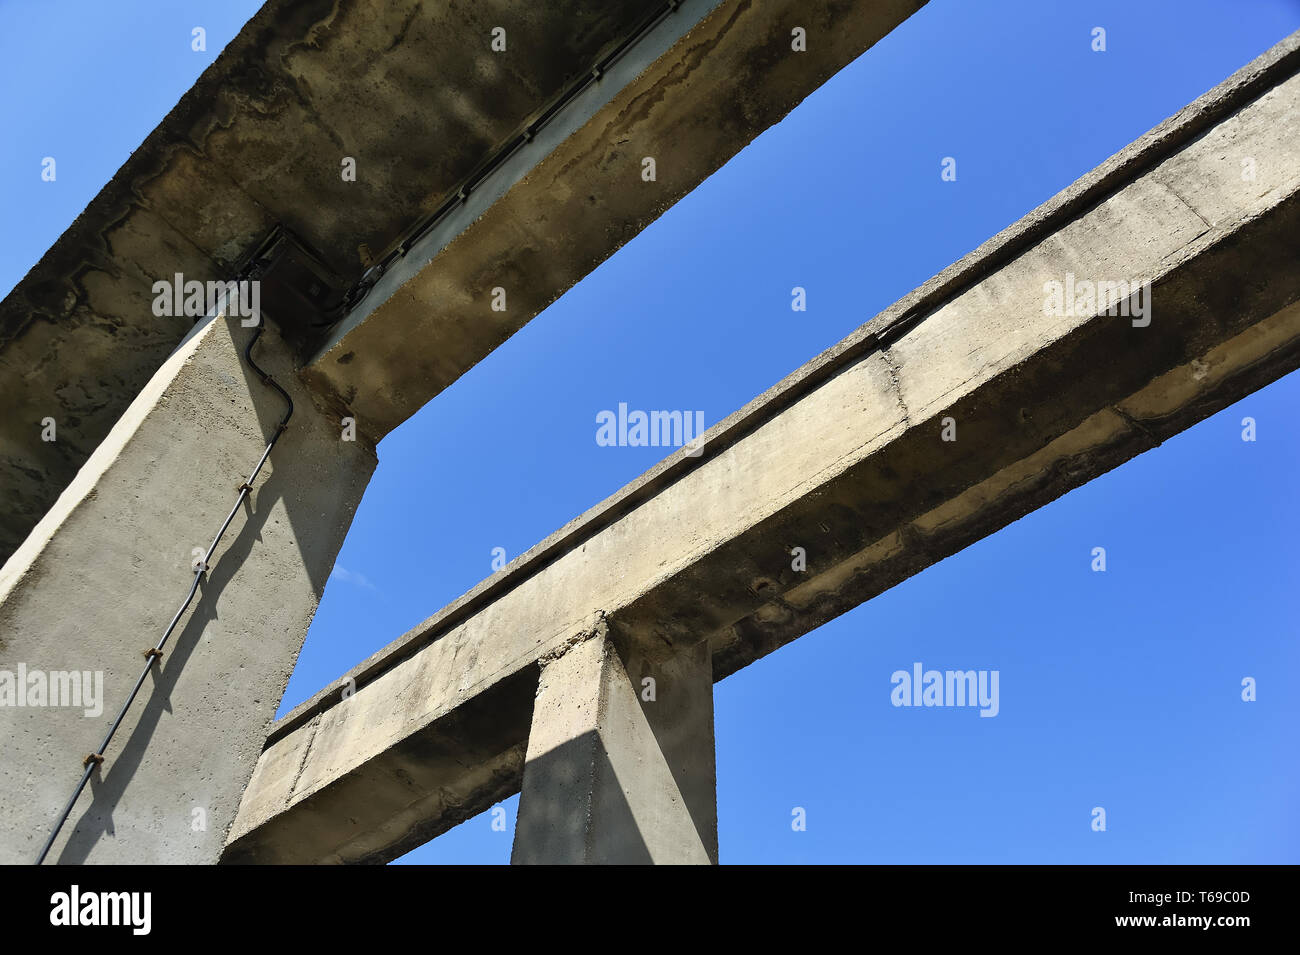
[34,322,293,865]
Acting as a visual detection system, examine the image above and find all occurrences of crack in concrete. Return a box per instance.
[880,346,913,428]
[1153,173,1216,233]
[538,611,609,668]
[286,712,322,805]
[1111,404,1163,448]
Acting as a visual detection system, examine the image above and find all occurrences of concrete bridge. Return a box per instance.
[2,0,1298,864]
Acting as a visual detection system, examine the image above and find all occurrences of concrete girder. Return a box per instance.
[0,0,927,566]
[0,0,667,561]
[303,0,930,435]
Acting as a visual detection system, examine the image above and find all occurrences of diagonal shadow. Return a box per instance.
[511,732,653,865]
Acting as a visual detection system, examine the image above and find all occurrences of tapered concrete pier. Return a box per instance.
[512,625,717,864]
[0,315,375,864]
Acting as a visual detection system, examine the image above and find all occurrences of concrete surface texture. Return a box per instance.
[0,0,925,565]
[511,623,717,864]
[222,31,1300,864]
[0,314,375,863]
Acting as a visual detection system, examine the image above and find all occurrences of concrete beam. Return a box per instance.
[0,0,926,564]
[223,32,1300,865]
[511,625,717,864]
[0,315,375,864]
[305,0,929,436]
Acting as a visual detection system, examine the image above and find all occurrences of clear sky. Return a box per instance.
[3,0,1298,864]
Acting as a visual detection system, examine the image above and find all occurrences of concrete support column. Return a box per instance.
[0,314,375,864]
[511,628,718,864]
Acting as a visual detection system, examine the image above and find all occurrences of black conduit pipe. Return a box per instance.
[35,321,292,865]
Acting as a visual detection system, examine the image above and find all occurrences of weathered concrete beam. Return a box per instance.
[223,32,1300,865]
[0,0,753,563]
[0,315,375,864]
[305,0,928,436]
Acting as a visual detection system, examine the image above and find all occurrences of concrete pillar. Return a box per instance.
[0,313,375,864]
[511,628,718,864]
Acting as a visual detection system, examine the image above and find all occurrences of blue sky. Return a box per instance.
[3,0,1298,864]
